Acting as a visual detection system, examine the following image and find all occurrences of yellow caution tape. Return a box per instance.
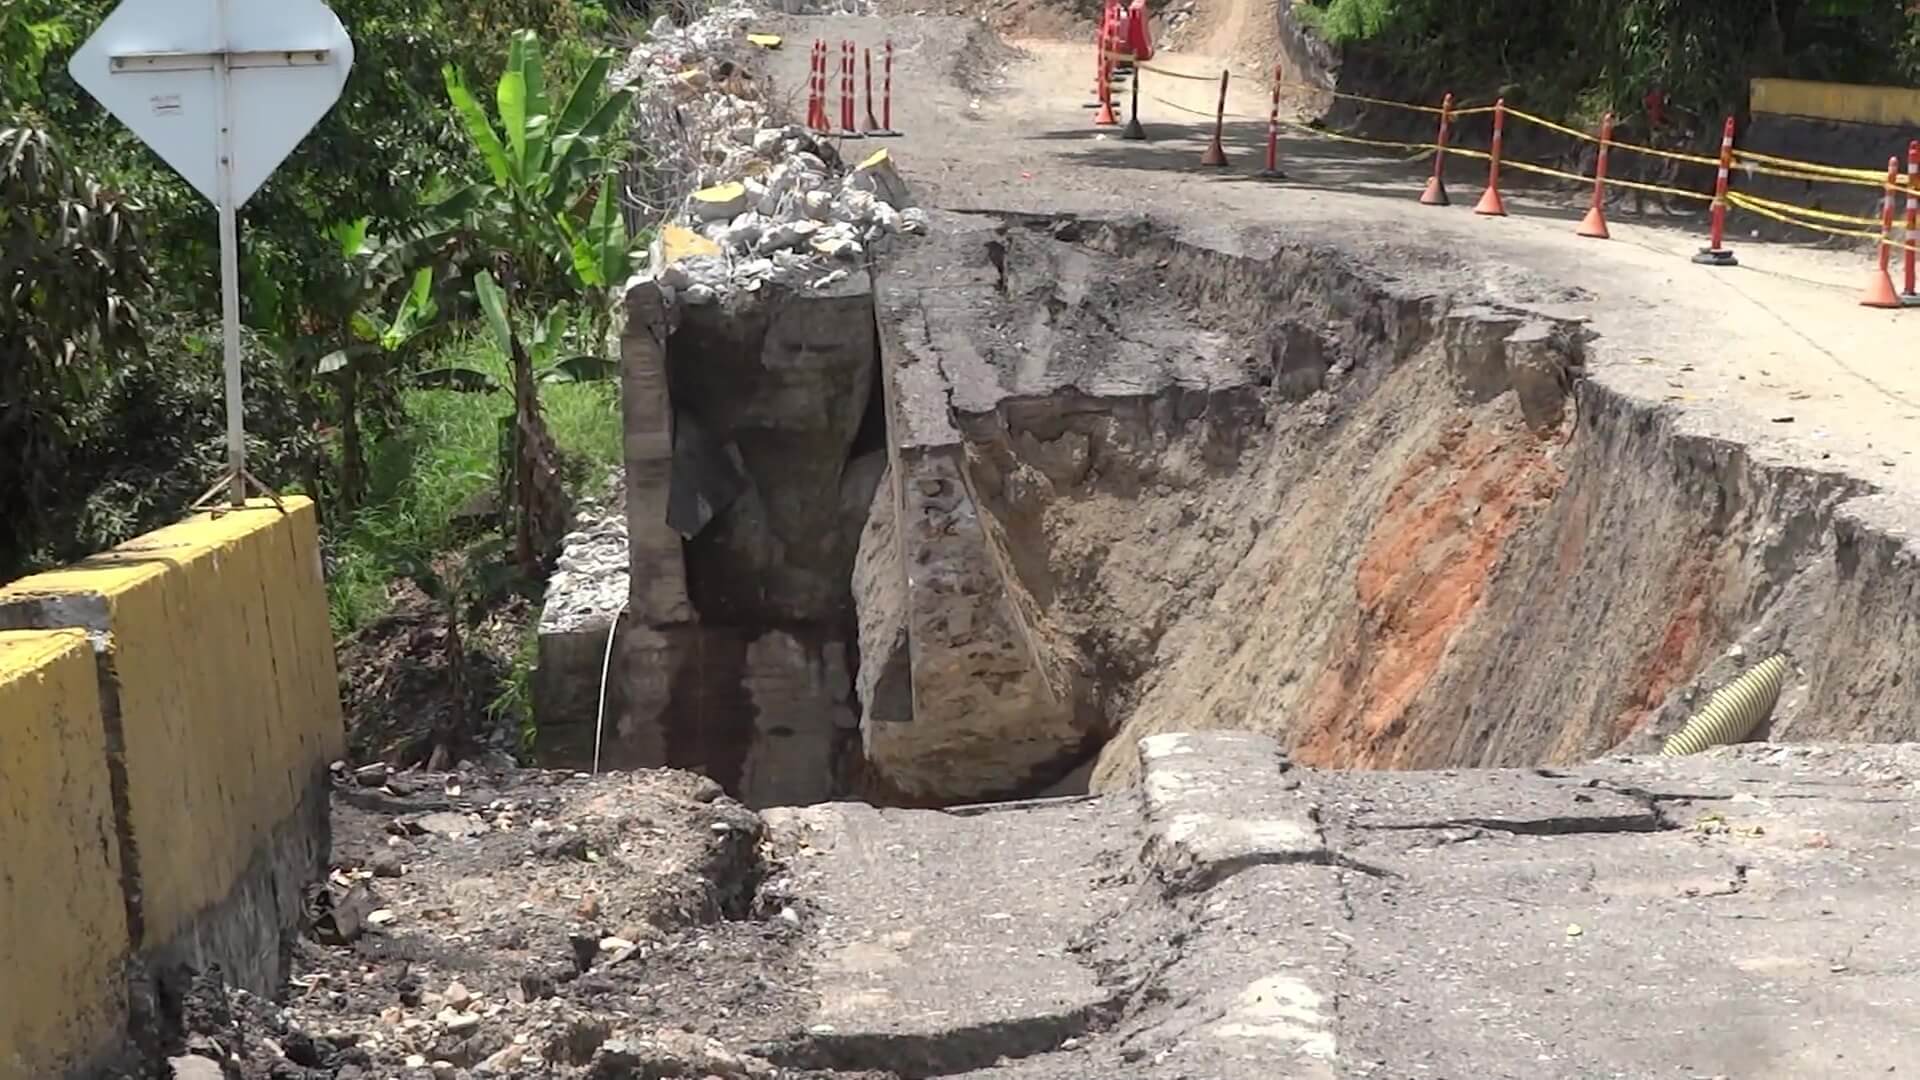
[1732,146,1884,182]
[1725,190,1919,254]
[1274,80,1497,116]
[1499,106,1726,170]
[1276,118,1440,160]
[1492,155,1713,201]
[1139,89,1254,120]
[1114,57,1221,82]
[1120,74,1902,229]
[1121,67,1899,192]
[1734,156,1888,190]
[1725,188,1886,228]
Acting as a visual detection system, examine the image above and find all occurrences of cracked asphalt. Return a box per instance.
[771,734,1920,1078]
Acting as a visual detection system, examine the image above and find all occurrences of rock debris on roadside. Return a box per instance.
[617,0,926,309]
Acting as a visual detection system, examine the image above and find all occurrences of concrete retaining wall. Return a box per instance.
[0,630,129,1080]
[0,497,346,1079]
[572,276,881,808]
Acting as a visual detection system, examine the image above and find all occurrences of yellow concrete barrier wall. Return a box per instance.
[0,497,345,952]
[1750,77,1920,129]
[0,630,130,1080]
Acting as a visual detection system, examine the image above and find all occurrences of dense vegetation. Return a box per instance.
[2,0,659,759]
[0,0,647,604]
[1298,0,1920,125]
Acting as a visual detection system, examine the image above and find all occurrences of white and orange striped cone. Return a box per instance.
[1692,116,1739,266]
[1257,66,1285,179]
[1863,155,1903,309]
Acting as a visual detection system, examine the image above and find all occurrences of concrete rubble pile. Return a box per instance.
[534,490,629,751]
[543,498,629,633]
[620,3,925,306]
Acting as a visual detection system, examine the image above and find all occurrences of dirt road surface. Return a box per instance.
[145,10,1920,1080]
[764,15,1920,508]
[192,739,1920,1078]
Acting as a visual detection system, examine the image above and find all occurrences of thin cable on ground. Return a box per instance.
[592,601,628,776]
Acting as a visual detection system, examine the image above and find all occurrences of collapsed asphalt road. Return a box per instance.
[165,736,1920,1079]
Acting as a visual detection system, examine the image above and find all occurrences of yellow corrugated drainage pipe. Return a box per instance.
[1660,654,1790,757]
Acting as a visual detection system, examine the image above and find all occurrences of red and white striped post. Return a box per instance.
[1258,64,1285,179]
[1576,111,1614,239]
[1199,69,1229,167]
[1692,115,1738,266]
[818,42,832,131]
[1420,91,1452,205]
[883,40,898,134]
[1472,98,1508,216]
[807,41,826,132]
[1902,139,1918,302]
[1863,155,1902,308]
[840,40,863,138]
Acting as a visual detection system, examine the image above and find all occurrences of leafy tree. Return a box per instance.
[244,216,446,509]
[1296,0,1914,125]
[0,124,149,573]
[0,0,79,112]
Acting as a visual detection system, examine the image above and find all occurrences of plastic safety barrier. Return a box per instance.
[1083,54,1920,309]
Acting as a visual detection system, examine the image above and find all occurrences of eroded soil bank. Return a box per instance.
[852,210,1920,802]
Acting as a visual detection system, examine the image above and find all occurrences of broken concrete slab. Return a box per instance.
[804,734,1920,1079]
[1135,732,1325,893]
[1317,766,1664,835]
[1329,775,1920,1077]
[761,799,1135,1077]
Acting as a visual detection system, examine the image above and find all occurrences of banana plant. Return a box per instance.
[435,31,641,303]
[414,270,616,392]
[305,217,441,507]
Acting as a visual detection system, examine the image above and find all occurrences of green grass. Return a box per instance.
[325,329,623,635]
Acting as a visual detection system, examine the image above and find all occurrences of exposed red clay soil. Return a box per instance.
[1602,547,1722,749]
[1294,418,1565,768]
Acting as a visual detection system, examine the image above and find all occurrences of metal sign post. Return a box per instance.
[70,0,354,508]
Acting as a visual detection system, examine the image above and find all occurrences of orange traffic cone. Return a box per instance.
[1576,202,1609,239]
[1862,264,1901,308]
[1419,175,1449,206]
[1864,155,1904,308]
[1093,85,1118,126]
[1474,98,1509,217]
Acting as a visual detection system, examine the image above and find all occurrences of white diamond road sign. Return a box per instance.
[69,0,354,208]
[69,0,354,507]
